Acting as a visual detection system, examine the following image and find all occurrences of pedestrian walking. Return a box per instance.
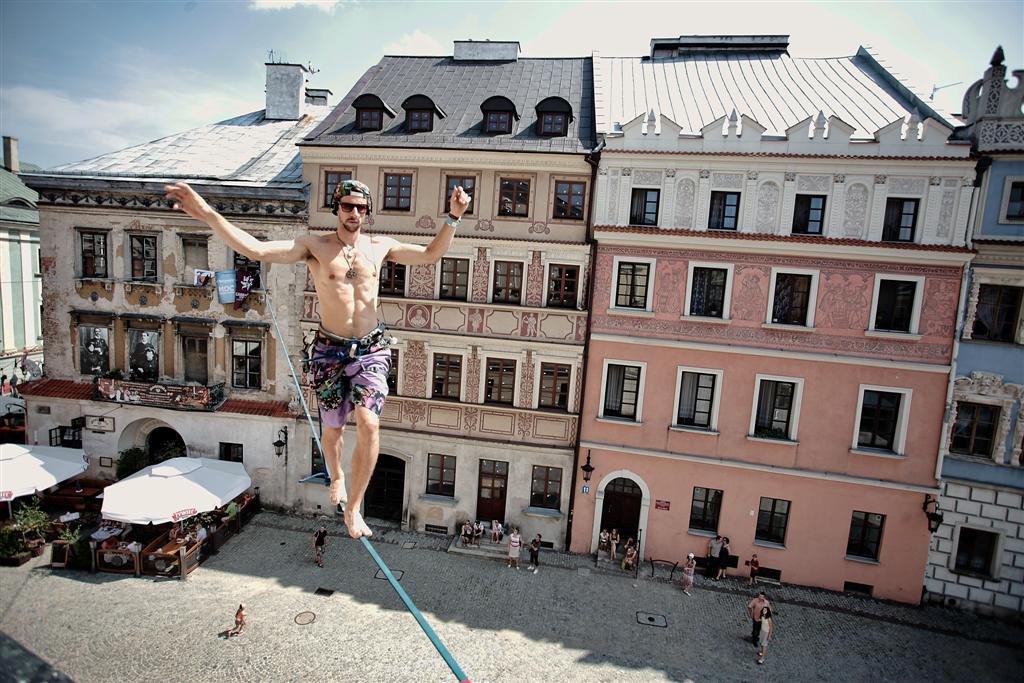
[680,552,696,595]
[507,527,523,569]
[716,536,731,580]
[748,553,760,586]
[227,603,247,637]
[313,525,328,567]
[528,533,542,573]
[9,372,18,398]
[707,535,723,579]
[756,606,775,665]
[747,591,771,645]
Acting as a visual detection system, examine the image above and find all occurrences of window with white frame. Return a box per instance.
[431,353,462,400]
[869,276,924,334]
[853,386,911,455]
[685,263,733,319]
[612,257,655,311]
[674,367,723,430]
[750,375,803,441]
[600,361,644,421]
[999,177,1024,223]
[767,268,819,327]
[952,525,1001,578]
[484,357,517,405]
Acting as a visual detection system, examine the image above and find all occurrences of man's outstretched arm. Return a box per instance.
[164,182,309,264]
[386,185,471,266]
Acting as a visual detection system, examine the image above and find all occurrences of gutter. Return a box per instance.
[564,137,605,552]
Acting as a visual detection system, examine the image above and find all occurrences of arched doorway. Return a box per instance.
[600,477,643,545]
[146,426,186,465]
[364,454,405,523]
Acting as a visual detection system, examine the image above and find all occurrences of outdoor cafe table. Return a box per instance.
[91,526,123,542]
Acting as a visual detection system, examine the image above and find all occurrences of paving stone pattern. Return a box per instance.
[1,511,1022,682]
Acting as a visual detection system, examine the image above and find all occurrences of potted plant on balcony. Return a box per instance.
[14,499,49,556]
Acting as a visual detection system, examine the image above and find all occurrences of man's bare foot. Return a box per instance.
[343,506,373,539]
[329,478,347,506]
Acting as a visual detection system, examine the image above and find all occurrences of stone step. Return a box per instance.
[447,536,521,562]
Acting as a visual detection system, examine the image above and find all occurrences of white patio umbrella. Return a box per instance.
[0,443,88,515]
[101,457,251,524]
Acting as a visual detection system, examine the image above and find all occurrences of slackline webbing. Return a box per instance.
[266,290,471,683]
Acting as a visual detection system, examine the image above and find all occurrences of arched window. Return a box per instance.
[480,95,519,134]
[351,94,396,132]
[535,96,573,137]
[401,94,446,133]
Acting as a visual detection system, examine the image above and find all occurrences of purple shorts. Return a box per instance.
[306,324,393,429]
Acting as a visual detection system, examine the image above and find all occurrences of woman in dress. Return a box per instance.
[716,536,731,580]
[756,606,775,664]
[609,528,621,562]
[598,528,610,557]
[507,527,523,569]
[681,552,696,596]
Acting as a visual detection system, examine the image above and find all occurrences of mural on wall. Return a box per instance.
[128,329,160,382]
[817,273,871,329]
[654,260,686,313]
[731,265,770,321]
[78,326,110,375]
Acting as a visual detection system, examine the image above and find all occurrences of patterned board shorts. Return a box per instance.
[305,324,394,429]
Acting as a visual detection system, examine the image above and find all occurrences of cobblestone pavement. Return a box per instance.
[1,511,1022,683]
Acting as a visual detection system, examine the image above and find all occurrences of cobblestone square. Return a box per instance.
[1,512,1022,682]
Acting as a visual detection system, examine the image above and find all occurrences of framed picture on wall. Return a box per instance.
[85,415,115,432]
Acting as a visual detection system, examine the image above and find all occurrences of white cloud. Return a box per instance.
[383,29,445,56]
[248,0,340,13]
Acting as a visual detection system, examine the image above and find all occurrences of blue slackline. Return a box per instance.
[265,290,471,683]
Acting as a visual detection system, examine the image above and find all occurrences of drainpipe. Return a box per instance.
[564,137,605,552]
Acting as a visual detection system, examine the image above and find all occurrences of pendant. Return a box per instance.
[346,269,356,279]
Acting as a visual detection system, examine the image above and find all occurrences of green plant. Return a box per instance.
[0,526,22,558]
[151,439,185,464]
[14,500,49,544]
[58,525,82,544]
[116,447,149,480]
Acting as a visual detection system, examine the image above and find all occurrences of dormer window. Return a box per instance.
[401,94,446,135]
[480,95,519,134]
[351,93,396,132]
[534,96,573,138]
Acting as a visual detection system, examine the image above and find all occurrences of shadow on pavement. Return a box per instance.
[0,632,74,683]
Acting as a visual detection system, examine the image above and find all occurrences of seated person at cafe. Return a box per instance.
[460,521,473,547]
[621,538,638,571]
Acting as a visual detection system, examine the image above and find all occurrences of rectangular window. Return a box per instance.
[432,353,462,400]
[874,280,917,332]
[446,175,475,215]
[540,112,567,136]
[951,402,999,457]
[530,465,562,509]
[955,527,999,577]
[323,170,353,207]
[858,390,901,451]
[538,363,571,410]
[407,110,433,132]
[182,335,209,385]
[972,284,1022,343]
[485,111,512,133]
[772,273,813,325]
[756,497,790,545]
[553,181,586,220]
[439,258,470,301]
[130,234,158,281]
[1008,181,1024,219]
[677,371,716,429]
[218,442,243,463]
[603,364,641,420]
[754,379,796,440]
[615,261,650,309]
[792,194,826,235]
[689,267,728,318]
[182,238,209,272]
[709,191,741,230]
[547,264,579,309]
[847,511,885,560]
[485,358,516,405]
[233,251,262,290]
[232,339,262,389]
[80,231,108,278]
[387,349,399,394]
[426,453,456,497]
[127,329,160,382]
[689,487,722,532]
[492,261,523,304]
[358,109,382,131]
[379,261,406,296]
[311,438,325,477]
[78,325,110,375]
[629,188,660,226]
[882,198,919,242]
[383,173,413,211]
[499,178,530,217]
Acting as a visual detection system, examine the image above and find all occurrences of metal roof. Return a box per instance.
[304,56,596,154]
[0,168,39,226]
[595,48,951,139]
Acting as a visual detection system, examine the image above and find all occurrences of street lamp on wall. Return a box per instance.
[273,426,289,458]
[923,495,944,533]
[580,451,595,483]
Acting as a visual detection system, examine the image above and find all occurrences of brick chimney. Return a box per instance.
[265,62,310,121]
[2,136,19,173]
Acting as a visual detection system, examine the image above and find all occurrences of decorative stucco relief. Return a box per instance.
[936,189,957,238]
[674,178,696,229]
[817,272,871,330]
[525,251,545,307]
[654,260,686,313]
[607,172,620,224]
[464,349,480,403]
[712,172,743,189]
[951,372,1024,466]
[407,263,436,298]
[403,340,427,397]
[754,181,780,233]
[731,265,770,321]
[920,278,959,337]
[633,170,663,186]
[415,215,437,231]
[796,175,830,192]
[471,247,490,303]
[405,304,432,330]
[843,183,869,237]
[474,218,494,232]
[519,351,536,409]
[889,177,927,196]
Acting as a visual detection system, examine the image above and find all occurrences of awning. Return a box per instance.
[0,443,88,502]
[101,457,251,524]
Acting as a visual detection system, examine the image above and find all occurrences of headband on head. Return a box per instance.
[331,179,374,216]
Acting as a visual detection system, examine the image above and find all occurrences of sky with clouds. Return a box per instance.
[0,0,1020,169]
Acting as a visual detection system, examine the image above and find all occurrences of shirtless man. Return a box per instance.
[164,179,470,538]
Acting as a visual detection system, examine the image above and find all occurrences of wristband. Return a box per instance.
[445,214,461,228]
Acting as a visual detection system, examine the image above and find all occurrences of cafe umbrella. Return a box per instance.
[0,443,88,515]
[101,457,250,525]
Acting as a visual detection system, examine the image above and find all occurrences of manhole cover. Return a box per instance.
[295,611,316,625]
[314,587,334,597]
[375,568,404,581]
[402,541,417,550]
[636,612,667,628]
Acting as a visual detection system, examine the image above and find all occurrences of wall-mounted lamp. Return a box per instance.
[923,494,944,534]
[273,426,289,458]
[580,451,595,483]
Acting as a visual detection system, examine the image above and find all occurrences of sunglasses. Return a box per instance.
[338,202,369,215]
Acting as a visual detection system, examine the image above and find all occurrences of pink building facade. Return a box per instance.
[568,37,976,603]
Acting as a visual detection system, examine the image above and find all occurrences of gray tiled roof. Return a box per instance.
[304,57,596,154]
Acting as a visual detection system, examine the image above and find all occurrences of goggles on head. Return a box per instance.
[331,179,374,216]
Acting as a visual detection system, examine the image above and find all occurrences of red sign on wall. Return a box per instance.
[172,508,198,522]
[655,500,670,511]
